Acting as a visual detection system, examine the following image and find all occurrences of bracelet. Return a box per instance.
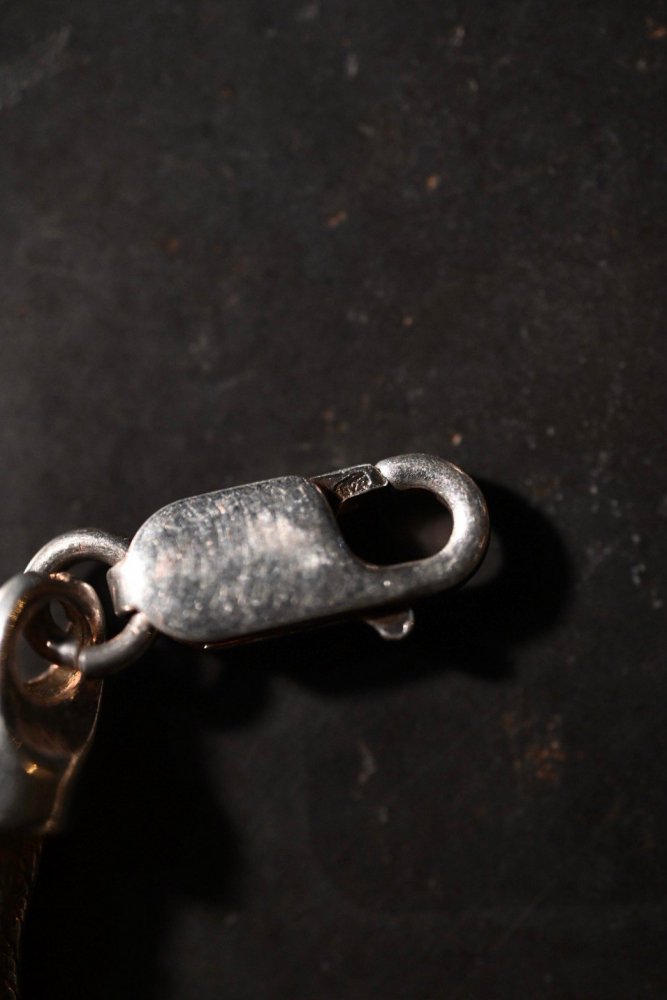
[0,452,488,993]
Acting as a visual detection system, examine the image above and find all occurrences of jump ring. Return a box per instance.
[0,571,104,702]
[26,528,156,677]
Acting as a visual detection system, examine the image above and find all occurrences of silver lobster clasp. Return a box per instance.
[107,453,489,647]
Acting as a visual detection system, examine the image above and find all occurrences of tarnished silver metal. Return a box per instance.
[25,528,129,575]
[108,453,489,648]
[34,610,154,680]
[0,451,488,996]
[0,571,104,833]
[12,454,488,677]
[26,528,156,678]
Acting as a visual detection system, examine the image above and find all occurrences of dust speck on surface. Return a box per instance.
[163,235,181,257]
[326,210,348,229]
[346,308,369,325]
[646,17,667,39]
[503,711,566,793]
[295,2,319,22]
[345,52,360,79]
[448,25,466,47]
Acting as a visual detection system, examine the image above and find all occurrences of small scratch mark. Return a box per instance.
[214,370,256,393]
[357,739,377,786]
[0,28,72,111]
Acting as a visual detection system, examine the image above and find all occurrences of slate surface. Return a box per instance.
[0,1,665,997]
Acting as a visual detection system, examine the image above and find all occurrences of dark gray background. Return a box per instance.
[1,1,665,997]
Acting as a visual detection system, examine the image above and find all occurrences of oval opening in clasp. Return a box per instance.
[335,485,453,567]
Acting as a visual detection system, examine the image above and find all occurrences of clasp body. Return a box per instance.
[108,453,489,647]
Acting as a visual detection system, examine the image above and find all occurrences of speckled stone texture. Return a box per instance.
[0,1,665,998]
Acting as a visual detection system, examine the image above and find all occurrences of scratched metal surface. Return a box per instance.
[107,459,487,643]
[0,1,665,998]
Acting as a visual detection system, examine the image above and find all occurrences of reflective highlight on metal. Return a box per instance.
[25,528,129,576]
[108,453,489,648]
[0,572,103,833]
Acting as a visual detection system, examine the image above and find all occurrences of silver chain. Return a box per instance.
[1,453,489,682]
[0,453,489,837]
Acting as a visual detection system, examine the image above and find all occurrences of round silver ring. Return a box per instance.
[0,571,104,701]
[26,529,156,678]
[26,528,130,576]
